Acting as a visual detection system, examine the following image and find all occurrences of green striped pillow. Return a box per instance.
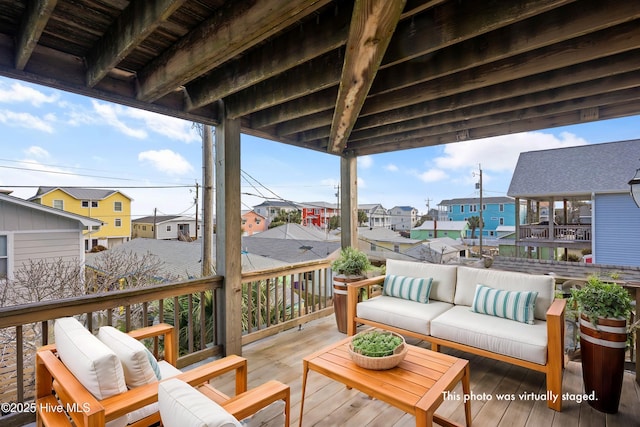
[471,284,538,324]
[382,274,433,303]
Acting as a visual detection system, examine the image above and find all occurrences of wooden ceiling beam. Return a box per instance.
[250,87,337,129]
[15,0,57,70]
[225,50,344,119]
[327,0,405,154]
[185,3,352,112]
[351,100,640,156]
[348,72,640,142]
[85,0,185,88]
[136,0,331,102]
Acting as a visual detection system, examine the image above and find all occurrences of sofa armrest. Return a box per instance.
[346,275,385,335]
[127,323,177,366]
[219,379,290,425]
[545,298,566,411]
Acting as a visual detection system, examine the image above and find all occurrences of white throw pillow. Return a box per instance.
[159,378,242,427]
[54,317,128,427]
[97,326,159,388]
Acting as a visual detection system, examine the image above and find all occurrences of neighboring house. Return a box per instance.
[29,187,132,250]
[404,237,468,264]
[438,197,518,239]
[507,139,640,267]
[252,200,299,227]
[0,193,102,281]
[358,203,390,228]
[410,221,468,240]
[389,206,419,231]
[132,215,199,240]
[241,210,267,236]
[299,202,338,229]
[353,227,420,262]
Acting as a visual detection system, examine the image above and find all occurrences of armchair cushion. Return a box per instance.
[159,378,242,427]
[382,274,432,303]
[97,326,158,388]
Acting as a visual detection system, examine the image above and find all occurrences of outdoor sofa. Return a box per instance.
[346,259,566,411]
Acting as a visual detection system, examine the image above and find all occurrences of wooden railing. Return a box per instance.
[519,224,591,242]
[0,259,333,426]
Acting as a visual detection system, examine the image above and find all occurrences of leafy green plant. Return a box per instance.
[569,275,633,328]
[331,247,371,276]
[351,330,403,357]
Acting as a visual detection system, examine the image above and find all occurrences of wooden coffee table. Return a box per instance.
[300,336,472,427]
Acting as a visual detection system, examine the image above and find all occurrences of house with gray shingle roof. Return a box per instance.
[507,139,640,267]
[132,215,200,240]
[389,205,419,231]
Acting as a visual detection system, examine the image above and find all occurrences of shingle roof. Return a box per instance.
[438,197,514,205]
[252,223,339,241]
[133,215,186,223]
[507,139,640,199]
[32,187,132,201]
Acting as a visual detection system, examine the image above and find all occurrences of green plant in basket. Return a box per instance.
[351,330,403,357]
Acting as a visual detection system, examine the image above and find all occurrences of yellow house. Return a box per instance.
[29,187,132,250]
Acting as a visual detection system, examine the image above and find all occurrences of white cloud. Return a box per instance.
[384,163,398,172]
[138,149,193,176]
[24,146,49,158]
[358,155,373,169]
[91,101,147,139]
[128,109,199,143]
[417,168,449,182]
[434,131,588,172]
[0,110,54,133]
[0,82,58,106]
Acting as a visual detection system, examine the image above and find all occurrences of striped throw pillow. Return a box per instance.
[382,274,433,303]
[471,284,538,324]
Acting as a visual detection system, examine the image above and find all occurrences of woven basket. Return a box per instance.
[348,329,408,370]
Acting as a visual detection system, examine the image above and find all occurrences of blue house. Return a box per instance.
[437,197,518,240]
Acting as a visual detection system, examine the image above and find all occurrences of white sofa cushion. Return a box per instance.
[455,266,554,320]
[385,260,458,303]
[431,305,548,365]
[471,284,538,324]
[54,317,128,427]
[97,326,158,388]
[159,378,242,427]
[383,274,432,303]
[357,296,453,335]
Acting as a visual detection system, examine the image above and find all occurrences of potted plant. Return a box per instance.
[331,247,371,333]
[348,328,407,370]
[569,275,633,413]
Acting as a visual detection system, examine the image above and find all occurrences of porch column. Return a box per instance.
[340,153,358,249]
[215,101,243,356]
[514,197,520,257]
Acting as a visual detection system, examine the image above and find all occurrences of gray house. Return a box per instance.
[507,139,640,267]
[0,192,102,280]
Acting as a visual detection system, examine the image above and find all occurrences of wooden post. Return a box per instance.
[340,154,358,249]
[216,101,243,356]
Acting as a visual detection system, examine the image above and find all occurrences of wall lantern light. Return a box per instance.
[629,165,640,208]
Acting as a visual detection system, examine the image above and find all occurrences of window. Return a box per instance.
[394,245,400,253]
[81,200,98,208]
[114,201,122,212]
[460,205,465,213]
[91,225,100,231]
[53,199,64,210]
[470,205,477,212]
[142,225,147,231]
[115,218,122,227]
[499,217,504,225]
[0,235,7,278]
[499,204,505,212]
[166,225,171,232]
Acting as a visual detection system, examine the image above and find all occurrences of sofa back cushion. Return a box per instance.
[455,266,554,320]
[386,260,457,303]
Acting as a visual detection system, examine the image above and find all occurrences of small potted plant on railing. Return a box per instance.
[331,247,371,333]
[569,275,634,414]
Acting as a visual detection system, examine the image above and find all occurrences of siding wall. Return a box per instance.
[594,193,640,267]
[14,231,81,266]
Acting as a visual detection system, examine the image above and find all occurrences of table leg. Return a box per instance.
[462,363,472,426]
[299,360,309,427]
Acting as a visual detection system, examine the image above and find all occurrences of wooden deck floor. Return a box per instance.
[209,315,640,427]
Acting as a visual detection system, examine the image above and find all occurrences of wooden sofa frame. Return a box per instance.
[35,323,290,427]
[346,276,567,411]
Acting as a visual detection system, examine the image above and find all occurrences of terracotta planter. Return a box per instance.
[332,274,364,334]
[579,313,627,413]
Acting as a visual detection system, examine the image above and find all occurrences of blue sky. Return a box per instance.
[1,75,639,219]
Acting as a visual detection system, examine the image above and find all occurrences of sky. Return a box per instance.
[1,75,640,220]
